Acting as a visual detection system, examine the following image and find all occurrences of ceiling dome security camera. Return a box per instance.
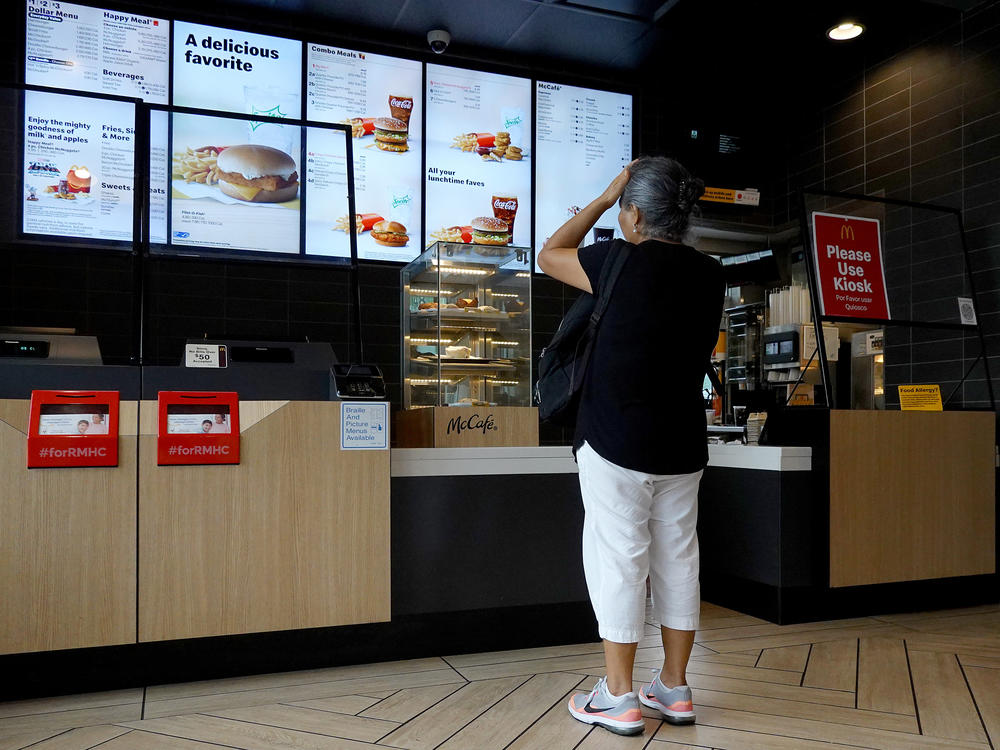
[427,29,450,54]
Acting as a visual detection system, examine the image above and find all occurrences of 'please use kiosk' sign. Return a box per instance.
[811,212,891,320]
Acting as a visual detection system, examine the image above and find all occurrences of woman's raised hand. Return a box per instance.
[599,160,636,209]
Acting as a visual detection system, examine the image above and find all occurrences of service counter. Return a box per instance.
[713,408,998,623]
[0,363,140,657]
[389,444,813,620]
[391,431,996,627]
[137,400,389,643]
[2,407,996,699]
[391,447,586,617]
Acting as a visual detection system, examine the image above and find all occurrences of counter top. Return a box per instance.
[391,447,577,477]
[390,444,812,477]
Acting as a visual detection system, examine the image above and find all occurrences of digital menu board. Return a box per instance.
[304,126,351,260]
[169,112,300,255]
[149,108,168,244]
[23,89,135,242]
[307,44,421,262]
[25,0,170,104]
[535,81,632,267]
[172,21,302,119]
[425,64,531,249]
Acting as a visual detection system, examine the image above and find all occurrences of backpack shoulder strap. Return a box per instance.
[589,244,631,327]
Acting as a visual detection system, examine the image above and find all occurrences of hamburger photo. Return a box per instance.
[470,216,510,246]
[373,117,409,153]
[215,145,299,203]
[370,220,409,246]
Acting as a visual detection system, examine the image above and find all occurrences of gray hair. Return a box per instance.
[619,156,705,242]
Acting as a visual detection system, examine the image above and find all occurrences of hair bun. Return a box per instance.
[688,177,706,201]
[676,177,705,214]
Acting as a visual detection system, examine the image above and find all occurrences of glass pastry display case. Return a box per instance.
[401,242,531,409]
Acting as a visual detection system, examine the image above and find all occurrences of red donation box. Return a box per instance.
[27,390,120,468]
[157,391,240,466]
[811,212,891,320]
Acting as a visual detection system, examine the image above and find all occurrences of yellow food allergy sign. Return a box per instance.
[897,385,943,411]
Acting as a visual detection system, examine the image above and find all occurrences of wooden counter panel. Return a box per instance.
[829,410,995,588]
[395,406,539,448]
[0,400,137,655]
[138,401,390,642]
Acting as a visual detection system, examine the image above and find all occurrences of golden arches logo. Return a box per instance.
[840,224,855,241]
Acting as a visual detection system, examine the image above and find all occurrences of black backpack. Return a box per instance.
[534,246,632,427]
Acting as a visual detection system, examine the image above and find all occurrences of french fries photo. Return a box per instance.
[171,146,221,185]
[449,131,522,161]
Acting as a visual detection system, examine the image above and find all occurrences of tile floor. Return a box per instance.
[1,601,998,749]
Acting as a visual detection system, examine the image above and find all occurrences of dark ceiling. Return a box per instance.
[200,0,974,79]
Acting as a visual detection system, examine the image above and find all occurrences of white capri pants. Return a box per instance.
[577,441,702,643]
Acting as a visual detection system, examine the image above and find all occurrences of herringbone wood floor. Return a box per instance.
[2,601,998,749]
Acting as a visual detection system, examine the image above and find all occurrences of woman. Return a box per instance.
[537,156,725,736]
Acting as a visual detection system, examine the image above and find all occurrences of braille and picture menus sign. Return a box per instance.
[811,212,891,320]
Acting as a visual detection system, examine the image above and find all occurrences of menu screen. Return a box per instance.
[25,0,170,104]
[425,64,531,249]
[173,21,302,120]
[149,108,168,244]
[169,111,300,255]
[307,44,421,262]
[304,126,351,261]
[535,81,632,266]
[23,89,135,242]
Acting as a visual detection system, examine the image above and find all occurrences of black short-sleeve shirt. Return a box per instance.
[574,239,726,475]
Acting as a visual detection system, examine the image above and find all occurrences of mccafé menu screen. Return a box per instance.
[172,21,302,118]
[22,89,135,241]
[25,0,170,104]
[307,44,422,262]
[535,81,632,270]
[169,111,301,255]
[424,64,531,249]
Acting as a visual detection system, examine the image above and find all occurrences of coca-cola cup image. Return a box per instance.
[388,94,413,131]
[492,195,518,244]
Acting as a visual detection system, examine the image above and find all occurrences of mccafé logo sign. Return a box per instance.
[446,412,499,436]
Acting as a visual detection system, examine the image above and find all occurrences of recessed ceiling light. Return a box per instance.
[828,21,864,41]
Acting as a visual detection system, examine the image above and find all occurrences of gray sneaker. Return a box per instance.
[638,669,696,725]
[567,677,645,735]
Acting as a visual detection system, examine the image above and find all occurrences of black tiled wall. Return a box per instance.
[778,1,1000,408]
[0,248,138,365]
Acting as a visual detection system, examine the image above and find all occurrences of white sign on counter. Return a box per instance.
[341,402,388,450]
[184,343,227,368]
